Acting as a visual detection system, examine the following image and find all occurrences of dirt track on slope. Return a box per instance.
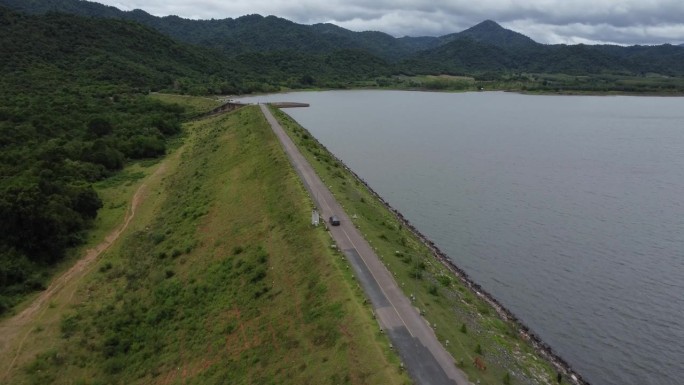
[0,161,169,380]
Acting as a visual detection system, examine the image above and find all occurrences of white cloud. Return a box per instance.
[94,0,684,44]
[332,10,467,37]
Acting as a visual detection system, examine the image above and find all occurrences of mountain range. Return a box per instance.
[3,0,684,80]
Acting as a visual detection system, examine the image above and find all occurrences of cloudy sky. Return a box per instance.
[97,0,684,45]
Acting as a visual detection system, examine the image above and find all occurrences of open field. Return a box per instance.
[2,101,408,385]
[270,106,582,385]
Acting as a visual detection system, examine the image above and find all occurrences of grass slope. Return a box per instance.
[271,106,578,385]
[147,93,223,118]
[0,159,168,383]
[9,104,408,385]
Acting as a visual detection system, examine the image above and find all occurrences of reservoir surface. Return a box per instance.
[238,90,684,385]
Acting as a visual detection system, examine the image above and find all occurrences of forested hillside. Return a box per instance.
[3,0,684,79]
[0,0,432,60]
[0,7,230,313]
[440,19,538,48]
[402,21,684,77]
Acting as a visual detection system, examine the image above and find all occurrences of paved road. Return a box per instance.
[261,104,470,385]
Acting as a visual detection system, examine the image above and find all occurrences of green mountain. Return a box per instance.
[397,35,442,51]
[400,37,516,75]
[0,0,431,61]
[595,44,684,74]
[5,0,683,78]
[407,21,684,77]
[0,9,239,90]
[441,20,538,49]
[309,22,431,61]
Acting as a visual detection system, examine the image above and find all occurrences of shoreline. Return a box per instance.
[228,85,684,100]
[277,107,591,385]
[513,89,684,97]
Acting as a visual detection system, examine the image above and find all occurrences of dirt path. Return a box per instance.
[0,161,169,380]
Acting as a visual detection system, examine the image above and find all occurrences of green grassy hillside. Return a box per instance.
[0,7,234,313]
[5,105,408,385]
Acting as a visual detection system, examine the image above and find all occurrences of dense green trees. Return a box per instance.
[4,0,684,79]
[0,8,218,313]
[0,90,194,312]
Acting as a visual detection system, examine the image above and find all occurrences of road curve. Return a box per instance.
[260,104,470,385]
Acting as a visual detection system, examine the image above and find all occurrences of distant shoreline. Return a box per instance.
[229,86,684,100]
[514,89,684,97]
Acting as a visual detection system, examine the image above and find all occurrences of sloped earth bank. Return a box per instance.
[2,106,408,385]
[0,159,171,383]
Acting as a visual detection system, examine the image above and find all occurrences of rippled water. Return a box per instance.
[238,91,684,385]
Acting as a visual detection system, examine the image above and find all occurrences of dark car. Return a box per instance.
[329,215,340,226]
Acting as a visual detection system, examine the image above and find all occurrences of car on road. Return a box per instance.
[329,215,340,226]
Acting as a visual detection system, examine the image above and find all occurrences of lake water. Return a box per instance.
[238,91,684,385]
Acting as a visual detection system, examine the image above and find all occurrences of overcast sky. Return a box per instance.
[97,0,684,45]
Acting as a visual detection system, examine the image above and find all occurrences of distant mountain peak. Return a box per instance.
[443,19,538,49]
[472,19,503,29]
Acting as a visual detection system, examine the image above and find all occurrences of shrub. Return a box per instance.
[437,275,451,287]
[151,232,165,244]
[60,313,80,338]
[99,262,113,272]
